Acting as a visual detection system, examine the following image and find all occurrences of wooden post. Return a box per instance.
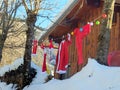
[96,0,115,65]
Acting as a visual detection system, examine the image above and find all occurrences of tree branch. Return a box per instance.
[33,0,41,14]
[22,0,29,12]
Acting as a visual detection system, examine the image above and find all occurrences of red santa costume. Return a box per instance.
[40,40,54,72]
[74,24,91,65]
[56,34,72,74]
[32,39,38,54]
[40,44,47,72]
[49,39,54,49]
[42,49,47,72]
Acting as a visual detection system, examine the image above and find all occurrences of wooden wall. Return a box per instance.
[54,3,120,79]
[70,6,120,77]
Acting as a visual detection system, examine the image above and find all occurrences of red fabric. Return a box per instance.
[49,40,54,48]
[107,52,113,66]
[32,40,38,54]
[40,40,54,72]
[40,43,44,49]
[74,24,91,65]
[107,51,120,66]
[41,40,54,72]
[56,34,71,74]
[40,44,47,72]
[42,53,47,72]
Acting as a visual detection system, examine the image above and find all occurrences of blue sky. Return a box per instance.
[16,0,68,29]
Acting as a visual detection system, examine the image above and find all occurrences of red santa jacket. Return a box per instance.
[56,34,71,74]
[74,24,91,65]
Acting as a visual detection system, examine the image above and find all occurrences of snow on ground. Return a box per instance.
[0,58,48,90]
[30,61,48,85]
[1,58,120,90]
[0,58,23,76]
[24,58,120,90]
[0,82,16,90]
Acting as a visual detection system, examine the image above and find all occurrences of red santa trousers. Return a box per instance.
[42,53,47,72]
[41,47,47,72]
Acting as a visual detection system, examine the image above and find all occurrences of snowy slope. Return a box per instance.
[24,58,120,90]
[1,58,120,90]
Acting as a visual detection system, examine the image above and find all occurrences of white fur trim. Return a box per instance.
[56,40,65,72]
[56,41,62,72]
[44,48,47,54]
[56,70,66,74]
[65,65,68,68]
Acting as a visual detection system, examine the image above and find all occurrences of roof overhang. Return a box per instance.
[38,0,80,44]
[38,0,120,44]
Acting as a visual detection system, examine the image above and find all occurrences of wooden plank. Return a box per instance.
[117,13,120,50]
[54,2,120,79]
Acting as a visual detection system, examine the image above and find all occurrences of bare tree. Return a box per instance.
[22,0,59,85]
[22,0,41,83]
[0,0,21,61]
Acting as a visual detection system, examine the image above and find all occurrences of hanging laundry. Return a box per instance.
[40,40,55,72]
[40,44,47,72]
[49,39,54,61]
[32,39,38,54]
[49,39,56,65]
[74,24,91,65]
[42,48,47,72]
[56,33,72,74]
[49,39,54,49]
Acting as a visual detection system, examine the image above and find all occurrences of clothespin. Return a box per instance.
[62,35,65,40]
[67,33,71,41]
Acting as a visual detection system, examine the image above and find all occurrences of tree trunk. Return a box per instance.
[0,27,9,61]
[96,0,115,65]
[23,10,37,78]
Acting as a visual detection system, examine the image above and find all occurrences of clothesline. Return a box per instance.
[40,45,58,49]
[50,13,107,41]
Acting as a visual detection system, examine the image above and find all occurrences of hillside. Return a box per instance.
[0,20,44,68]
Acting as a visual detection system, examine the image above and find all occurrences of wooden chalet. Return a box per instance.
[39,0,120,79]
